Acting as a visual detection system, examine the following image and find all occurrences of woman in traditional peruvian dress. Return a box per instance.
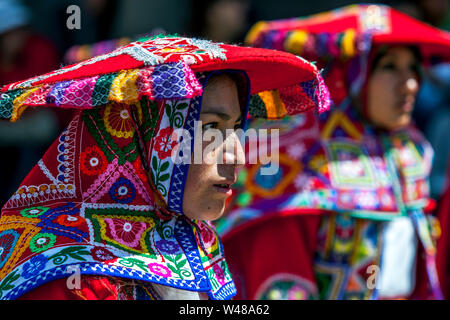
[0,35,329,299]
[217,4,450,300]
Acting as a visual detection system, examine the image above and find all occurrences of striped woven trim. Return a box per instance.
[249,71,330,119]
[0,62,202,122]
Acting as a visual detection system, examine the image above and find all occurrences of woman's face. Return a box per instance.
[183,74,245,221]
[366,46,420,130]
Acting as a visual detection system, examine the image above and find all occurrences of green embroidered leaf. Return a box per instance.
[0,269,20,298]
[167,263,179,275]
[176,103,188,110]
[173,254,187,269]
[174,254,184,262]
[152,156,158,172]
[159,173,170,182]
[119,258,149,273]
[134,260,150,273]
[165,104,172,117]
[176,258,187,269]
[163,254,176,264]
[48,246,90,265]
[160,161,170,172]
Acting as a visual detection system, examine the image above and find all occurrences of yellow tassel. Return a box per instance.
[108,69,140,104]
[341,29,356,59]
[245,21,268,45]
[258,90,287,119]
[284,30,308,55]
[10,86,42,122]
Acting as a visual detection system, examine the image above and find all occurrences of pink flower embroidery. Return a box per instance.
[148,262,172,278]
[105,218,147,248]
[213,264,226,286]
[198,222,216,248]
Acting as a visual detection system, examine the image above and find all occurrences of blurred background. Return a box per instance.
[0,0,449,207]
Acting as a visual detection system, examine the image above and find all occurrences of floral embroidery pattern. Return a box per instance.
[164,100,189,129]
[153,127,178,160]
[213,264,226,286]
[0,231,19,269]
[21,255,48,279]
[103,103,142,139]
[90,246,117,262]
[198,223,217,248]
[108,178,137,204]
[106,218,148,248]
[79,145,108,176]
[20,206,49,218]
[155,239,180,254]
[148,262,172,278]
[135,37,227,66]
[29,233,57,253]
[55,214,85,227]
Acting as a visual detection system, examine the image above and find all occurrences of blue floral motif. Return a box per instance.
[0,230,20,269]
[109,177,137,204]
[155,239,180,254]
[36,202,88,242]
[21,255,48,279]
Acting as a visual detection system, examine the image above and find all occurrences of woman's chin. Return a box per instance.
[392,115,412,130]
[378,114,412,131]
[184,202,226,221]
[202,206,226,221]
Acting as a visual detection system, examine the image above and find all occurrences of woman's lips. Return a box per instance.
[399,96,415,113]
[212,183,233,196]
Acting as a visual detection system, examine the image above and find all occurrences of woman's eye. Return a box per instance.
[410,64,420,74]
[380,63,396,71]
[202,122,218,130]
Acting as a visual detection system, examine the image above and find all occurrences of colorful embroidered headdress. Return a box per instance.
[0,35,329,299]
[246,4,450,105]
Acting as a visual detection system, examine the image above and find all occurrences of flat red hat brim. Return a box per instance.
[1,43,318,95]
[0,36,330,122]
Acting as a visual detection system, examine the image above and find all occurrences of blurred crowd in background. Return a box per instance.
[0,0,449,207]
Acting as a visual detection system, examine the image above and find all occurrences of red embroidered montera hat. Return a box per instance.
[246,4,450,64]
[0,35,330,122]
[245,4,450,107]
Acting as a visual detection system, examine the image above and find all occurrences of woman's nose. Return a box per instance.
[222,131,245,167]
[405,77,419,94]
[401,72,419,95]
